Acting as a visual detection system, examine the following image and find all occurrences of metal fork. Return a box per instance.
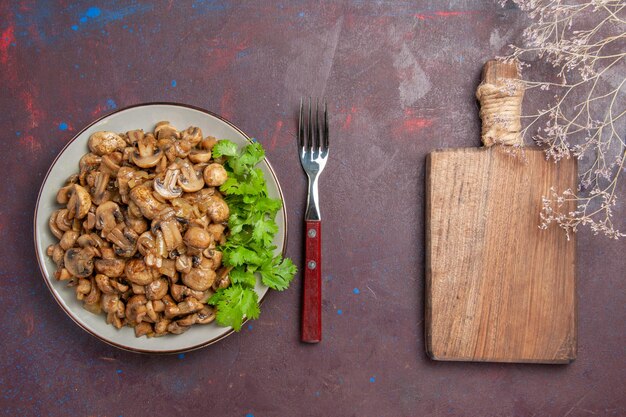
[298,97,329,343]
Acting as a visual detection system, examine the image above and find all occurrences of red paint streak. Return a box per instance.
[415,10,476,20]
[403,118,434,132]
[20,135,42,153]
[269,120,284,150]
[20,90,45,128]
[91,103,109,117]
[24,312,35,337]
[219,89,234,120]
[0,25,15,65]
[343,106,357,130]
[204,37,249,78]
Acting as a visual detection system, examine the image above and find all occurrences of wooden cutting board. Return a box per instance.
[425,61,577,363]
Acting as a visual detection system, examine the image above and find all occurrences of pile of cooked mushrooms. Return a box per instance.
[46,122,233,337]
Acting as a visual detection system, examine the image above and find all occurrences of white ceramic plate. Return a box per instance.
[34,103,287,353]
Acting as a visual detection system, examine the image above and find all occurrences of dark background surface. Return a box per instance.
[1,1,624,416]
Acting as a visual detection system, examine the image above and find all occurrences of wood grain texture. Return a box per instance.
[425,147,577,363]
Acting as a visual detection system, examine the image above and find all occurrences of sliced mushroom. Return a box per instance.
[177,159,205,193]
[95,274,117,294]
[100,153,122,177]
[145,278,168,300]
[203,163,228,187]
[152,209,184,253]
[55,208,73,232]
[56,185,73,205]
[125,294,148,325]
[50,244,65,267]
[88,131,126,156]
[152,299,165,313]
[83,212,96,230]
[176,313,198,327]
[84,277,102,309]
[157,258,176,278]
[59,230,79,251]
[153,167,182,199]
[79,153,102,173]
[181,126,203,145]
[116,166,136,203]
[154,121,179,140]
[167,322,189,335]
[95,201,123,234]
[48,211,64,239]
[124,258,159,285]
[129,184,165,220]
[67,185,91,220]
[127,129,145,145]
[182,257,216,291]
[175,254,193,274]
[91,171,111,205]
[132,133,163,168]
[132,284,146,294]
[197,305,216,324]
[126,216,148,235]
[154,319,171,335]
[76,278,91,297]
[145,300,159,322]
[106,224,138,258]
[64,247,96,278]
[213,269,230,290]
[77,233,105,248]
[55,268,72,281]
[94,257,126,278]
[188,148,211,163]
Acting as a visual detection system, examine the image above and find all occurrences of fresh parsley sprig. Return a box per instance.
[208,140,297,330]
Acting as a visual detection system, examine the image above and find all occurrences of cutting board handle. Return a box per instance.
[476,60,525,147]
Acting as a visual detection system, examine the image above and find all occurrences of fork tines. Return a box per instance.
[298,98,329,152]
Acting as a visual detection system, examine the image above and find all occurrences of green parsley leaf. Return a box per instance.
[211,139,297,331]
[209,285,260,331]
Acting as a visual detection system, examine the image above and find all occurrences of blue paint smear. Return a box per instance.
[299,11,305,17]
[247,324,253,330]
[116,369,123,374]
[370,376,376,383]
[315,391,320,397]
[178,353,185,359]
[337,309,343,315]
[86,7,101,18]
[106,99,117,109]
[192,0,228,12]
[79,16,87,23]
[245,414,254,417]
[15,131,21,136]
[237,50,250,58]
[58,122,68,131]
[71,25,78,31]
[353,288,360,294]
[171,80,177,87]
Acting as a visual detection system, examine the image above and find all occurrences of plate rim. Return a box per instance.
[33,101,288,354]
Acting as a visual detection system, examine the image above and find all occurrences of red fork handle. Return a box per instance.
[301,220,322,343]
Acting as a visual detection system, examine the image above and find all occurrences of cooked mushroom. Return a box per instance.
[197,306,216,324]
[67,185,91,220]
[203,163,228,187]
[199,136,218,150]
[132,133,163,168]
[84,276,102,310]
[91,171,111,205]
[205,194,229,223]
[157,258,176,278]
[88,131,126,156]
[49,244,65,267]
[152,209,183,253]
[167,322,189,335]
[56,185,73,205]
[178,159,205,192]
[116,166,136,203]
[55,209,73,232]
[181,126,203,145]
[154,121,179,140]
[153,167,182,199]
[175,254,192,274]
[129,184,165,220]
[184,227,212,251]
[79,153,102,173]
[48,211,65,239]
[125,294,148,325]
[154,319,171,335]
[75,278,91,299]
[176,313,198,327]
[95,201,123,234]
[106,224,138,258]
[59,230,79,251]
[145,278,168,300]
[95,274,117,294]
[188,148,211,163]
[55,268,72,281]
[100,153,122,177]
[64,247,96,278]
[213,269,231,290]
[94,257,125,278]
[132,284,146,295]
[124,258,159,285]
[182,257,216,291]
